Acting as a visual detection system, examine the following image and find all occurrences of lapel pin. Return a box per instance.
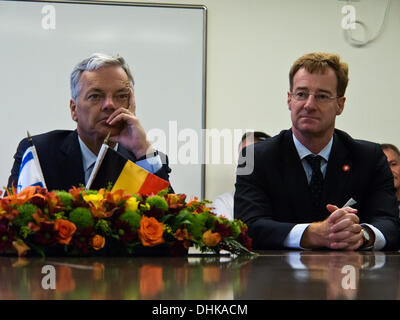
[342,164,350,172]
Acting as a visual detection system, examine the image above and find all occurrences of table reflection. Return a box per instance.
[1,251,399,300]
[237,251,399,300]
[0,254,255,300]
[287,251,386,300]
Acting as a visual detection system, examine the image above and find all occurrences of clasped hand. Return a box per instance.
[301,204,364,250]
[325,204,363,250]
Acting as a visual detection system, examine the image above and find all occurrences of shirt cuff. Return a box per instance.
[284,223,311,249]
[361,223,386,250]
[135,154,162,174]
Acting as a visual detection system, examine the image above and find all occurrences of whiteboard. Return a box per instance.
[0,0,206,198]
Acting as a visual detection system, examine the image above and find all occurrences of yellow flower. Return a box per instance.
[83,193,104,209]
[167,194,181,205]
[164,225,173,235]
[126,197,139,211]
[140,203,150,211]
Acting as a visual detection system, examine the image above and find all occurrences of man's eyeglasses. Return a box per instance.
[290,91,340,103]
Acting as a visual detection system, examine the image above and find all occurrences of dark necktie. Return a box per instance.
[305,155,324,209]
[86,162,95,184]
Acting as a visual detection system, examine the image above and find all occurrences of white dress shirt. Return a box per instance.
[211,192,234,220]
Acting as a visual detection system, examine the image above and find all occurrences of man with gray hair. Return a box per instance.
[8,53,172,191]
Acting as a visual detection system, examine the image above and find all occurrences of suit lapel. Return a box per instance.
[281,130,315,222]
[59,130,85,187]
[322,132,353,216]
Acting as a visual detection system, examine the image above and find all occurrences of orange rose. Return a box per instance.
[202,229,221,247]
[54,219,76,245]
[91,235,105,250]
[138,216,165,247]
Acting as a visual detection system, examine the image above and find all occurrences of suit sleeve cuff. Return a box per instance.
[361,223,386,250]
[284,223,311,249]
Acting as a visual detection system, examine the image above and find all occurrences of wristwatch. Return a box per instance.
[361,226,375,249]
[137,149,159,161]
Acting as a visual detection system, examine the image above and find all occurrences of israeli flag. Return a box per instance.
[17,145,47,193]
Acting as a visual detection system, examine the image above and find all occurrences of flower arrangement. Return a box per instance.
[0,186,255,257]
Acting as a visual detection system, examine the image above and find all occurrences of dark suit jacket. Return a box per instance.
[7,130,172,192]
[234,129,400,250]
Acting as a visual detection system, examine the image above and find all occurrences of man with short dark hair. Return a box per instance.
[381,143,400,213]
[8,53,172,191]
[235,52,400,251]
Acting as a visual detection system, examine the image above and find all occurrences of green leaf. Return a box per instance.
[160,214,174,223]
[26,242,45,258]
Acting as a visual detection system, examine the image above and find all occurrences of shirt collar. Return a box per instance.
[292,133,333,162]
[78,135,119,171]
[78,136,97,172]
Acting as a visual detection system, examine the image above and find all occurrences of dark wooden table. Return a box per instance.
[1,250,399,300]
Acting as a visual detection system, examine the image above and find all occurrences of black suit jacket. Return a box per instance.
[7,130,172,192]
[234,129,400,250]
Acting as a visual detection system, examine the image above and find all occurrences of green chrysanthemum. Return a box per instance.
[146,195,169,211]
[13,203,37,228]
[119,210,141,231]
[68,207,94,229]
[95,219,111,235]
[55,191,74,209]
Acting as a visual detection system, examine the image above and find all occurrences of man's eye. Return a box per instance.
[296,92,307,98]
[88,94,101,100]
[118,94,129,99]
[316,94,329,101]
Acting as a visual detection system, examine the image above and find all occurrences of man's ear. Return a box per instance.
[336,96,346,115]
[70,99,78,122]
[287,91,292,110]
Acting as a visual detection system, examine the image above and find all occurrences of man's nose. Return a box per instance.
[102,96,117,111]
[303,94,317,110]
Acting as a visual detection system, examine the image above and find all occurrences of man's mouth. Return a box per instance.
[300,115,319,121]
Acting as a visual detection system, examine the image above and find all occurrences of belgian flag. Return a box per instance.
[86,143,169,194]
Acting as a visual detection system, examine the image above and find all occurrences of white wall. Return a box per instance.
[5,0,400,202]
[141,0,399,201]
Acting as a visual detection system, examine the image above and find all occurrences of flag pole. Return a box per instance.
[27,131,33,144]
[104,131,111,146]
[85,131,112,189]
